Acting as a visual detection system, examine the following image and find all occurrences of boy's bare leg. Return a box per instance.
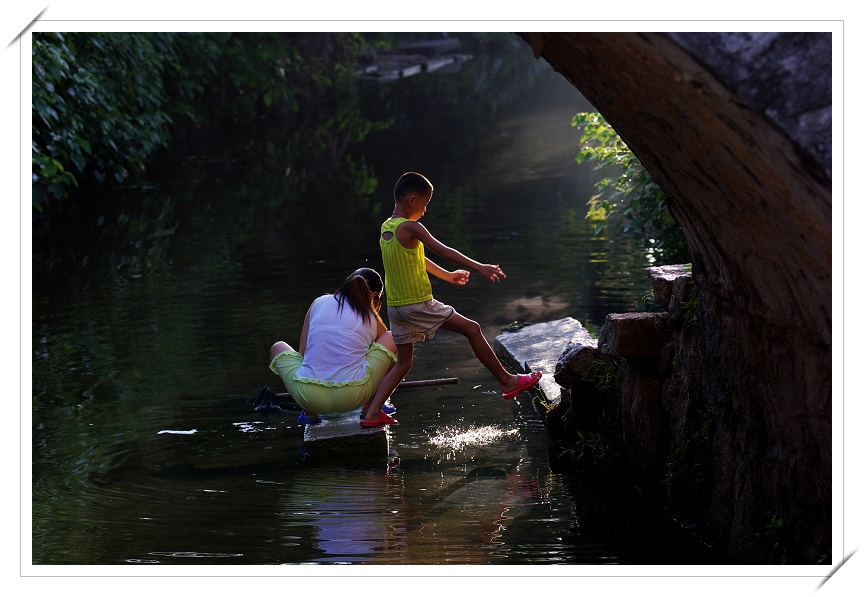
[360,331,398,416]
[439,313,521,393]
[362,342,414,422]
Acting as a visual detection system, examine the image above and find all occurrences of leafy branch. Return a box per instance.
[573,111,689,263]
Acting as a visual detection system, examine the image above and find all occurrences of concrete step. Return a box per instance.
[302,409,391,457]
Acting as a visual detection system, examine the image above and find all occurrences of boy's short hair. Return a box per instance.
[394,172,433,202]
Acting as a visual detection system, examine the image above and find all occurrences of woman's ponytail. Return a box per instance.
[334,268,384,326]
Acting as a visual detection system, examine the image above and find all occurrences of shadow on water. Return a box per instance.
[31,33,712,566]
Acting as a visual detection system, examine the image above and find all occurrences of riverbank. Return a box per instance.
[494,263,828,564]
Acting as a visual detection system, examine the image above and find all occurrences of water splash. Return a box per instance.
[428,425,520,450]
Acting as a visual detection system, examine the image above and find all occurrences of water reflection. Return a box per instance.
[279,469,408,563]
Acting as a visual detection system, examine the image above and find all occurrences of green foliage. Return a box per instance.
[501,321,533,333]
[32,33,185,211]
[754,515,783,537]
[573,111,689,263]
[32,32,387,213]
[591,357,623,391]
[557,358,624,469]
[681,291,700,327]
[561,430,610,466]
[559,412,623,468]
[754,515,789,564]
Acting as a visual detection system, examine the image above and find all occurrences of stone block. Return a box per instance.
[553,338,611,388]
[494,317,594,406]
[598,312,665,358]
[668,273,696,315]
[302,412,390,458]
[646,264,692,309]
[620,367,664,480]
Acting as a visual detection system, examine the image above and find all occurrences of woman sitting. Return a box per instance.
[269,267,398,426]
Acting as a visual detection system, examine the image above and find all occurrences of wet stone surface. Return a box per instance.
[493,317,594,406]
[302,410,391,457]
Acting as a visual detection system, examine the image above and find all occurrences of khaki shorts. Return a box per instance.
[269,342,396,414]
[388,299,455,344]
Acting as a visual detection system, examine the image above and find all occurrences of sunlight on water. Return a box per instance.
[232,421,278,433]
[146,551,244,559]
[427,425,520,451]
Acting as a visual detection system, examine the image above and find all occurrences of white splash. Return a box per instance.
[428,425,520,450]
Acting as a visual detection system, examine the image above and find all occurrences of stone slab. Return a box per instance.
[493,317,594,405]
[302,410,390,457]
[646,264,691,309]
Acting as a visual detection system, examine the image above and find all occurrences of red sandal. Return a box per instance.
[502,371,543,400]
[360,411,399,427]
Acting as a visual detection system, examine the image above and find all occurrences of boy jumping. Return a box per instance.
[360,172,542,427]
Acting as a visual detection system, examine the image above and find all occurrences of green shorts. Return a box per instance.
[269,342,396,415]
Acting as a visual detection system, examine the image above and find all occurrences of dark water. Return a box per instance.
[30,34,701,566]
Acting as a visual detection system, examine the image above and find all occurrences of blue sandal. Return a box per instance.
[297,410,322,425]
[360,402,396,418]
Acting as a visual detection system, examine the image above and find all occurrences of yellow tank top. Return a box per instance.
[380,217,434,306]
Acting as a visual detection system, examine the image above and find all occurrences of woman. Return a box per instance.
[269,267,398,426]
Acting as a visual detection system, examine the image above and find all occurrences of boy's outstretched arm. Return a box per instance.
[403,221,506,282]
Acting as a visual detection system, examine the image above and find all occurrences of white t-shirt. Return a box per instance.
[294,294,377,384]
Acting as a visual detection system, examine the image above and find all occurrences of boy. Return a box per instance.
[360,172,542,427]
